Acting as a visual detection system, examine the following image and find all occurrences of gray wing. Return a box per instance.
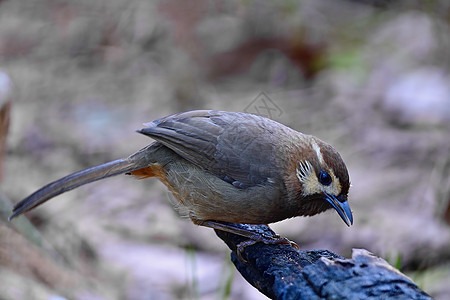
[138,110,283,188]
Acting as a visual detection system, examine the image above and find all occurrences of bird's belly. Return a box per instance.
[161,160,292,224]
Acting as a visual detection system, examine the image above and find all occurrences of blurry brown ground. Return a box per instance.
[1,0,450,299]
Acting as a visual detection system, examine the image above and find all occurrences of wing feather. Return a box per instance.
[139,110,284,188]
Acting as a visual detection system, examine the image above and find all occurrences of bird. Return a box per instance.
[9,110,353,247]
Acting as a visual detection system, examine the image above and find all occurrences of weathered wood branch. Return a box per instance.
[214,224,432,300]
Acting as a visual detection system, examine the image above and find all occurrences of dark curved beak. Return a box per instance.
[325,194,353,226]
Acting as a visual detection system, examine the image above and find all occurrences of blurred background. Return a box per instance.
[0,0,449,299]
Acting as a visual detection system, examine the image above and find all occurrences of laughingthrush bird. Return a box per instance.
[10,110,353,245]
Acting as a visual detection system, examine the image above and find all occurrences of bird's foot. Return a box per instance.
[236,234,298,262]
[194,219,299,261]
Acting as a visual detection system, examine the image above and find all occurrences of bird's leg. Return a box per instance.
[194,219,299,261]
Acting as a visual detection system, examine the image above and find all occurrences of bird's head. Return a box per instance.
[285,136,353,226]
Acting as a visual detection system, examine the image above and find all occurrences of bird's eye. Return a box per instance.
[318,171,332,186]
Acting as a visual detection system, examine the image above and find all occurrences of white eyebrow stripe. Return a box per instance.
[311,141,324,165]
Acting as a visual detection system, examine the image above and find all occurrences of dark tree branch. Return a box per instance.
[214,224,432,300]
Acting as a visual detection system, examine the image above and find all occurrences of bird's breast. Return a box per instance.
[160,158,294,224]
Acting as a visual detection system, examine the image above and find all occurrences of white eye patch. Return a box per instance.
[296,160,342,197]
[296,160,313,183]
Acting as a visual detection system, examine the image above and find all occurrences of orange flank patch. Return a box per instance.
[129,163,184,206]
[128,163,184,205]
[129,164,164,179]
[129,163,173,188]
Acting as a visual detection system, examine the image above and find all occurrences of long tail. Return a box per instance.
[9,144,158,221]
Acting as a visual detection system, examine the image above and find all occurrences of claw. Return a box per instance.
[195,220,300,261]
[236,239,259,262]
[235,234,299,262]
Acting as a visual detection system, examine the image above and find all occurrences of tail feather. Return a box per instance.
[9,144,157,220]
